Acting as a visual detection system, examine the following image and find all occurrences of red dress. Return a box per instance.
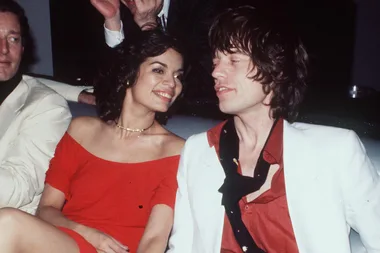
[45,133,179,253]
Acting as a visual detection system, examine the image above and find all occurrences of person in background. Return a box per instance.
[91,0,168,48]
[0,0,73,214]
[167,6,380,253]
[0,28,185,253]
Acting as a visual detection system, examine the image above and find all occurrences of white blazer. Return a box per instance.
[168,121,380,253]
[37,76,93,102]
[0,75,71,214]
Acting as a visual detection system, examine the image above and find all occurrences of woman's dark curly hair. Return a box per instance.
[209,6,309,122]
[95,29,184,124]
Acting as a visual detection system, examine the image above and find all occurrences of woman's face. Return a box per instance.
[130,48,184,113]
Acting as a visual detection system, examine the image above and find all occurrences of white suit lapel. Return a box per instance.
[283,121,319,253]
[283,122,350,253]
[192,143,225,253]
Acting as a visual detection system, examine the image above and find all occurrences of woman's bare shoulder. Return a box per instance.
[67,116,104,143]
[161,130,185,156]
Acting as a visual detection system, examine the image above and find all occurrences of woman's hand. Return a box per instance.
[77,225,129,253]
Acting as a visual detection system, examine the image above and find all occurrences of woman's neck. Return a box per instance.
[115,104,156,138]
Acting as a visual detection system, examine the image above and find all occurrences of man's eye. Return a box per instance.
[153,68,164,74]
[9,37,20,43]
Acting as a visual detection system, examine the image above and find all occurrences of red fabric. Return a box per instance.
[57,227,97,253]
[207,119,298,253]
[46,133,179,253]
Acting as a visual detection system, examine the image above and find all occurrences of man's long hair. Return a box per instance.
[209,6,309,122]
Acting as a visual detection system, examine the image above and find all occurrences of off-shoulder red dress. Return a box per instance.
[45,133,179,253]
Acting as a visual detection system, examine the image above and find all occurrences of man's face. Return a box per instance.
[0,12,23,81]
[212,50,271,116]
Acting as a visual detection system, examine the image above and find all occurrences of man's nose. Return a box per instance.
[0,39,9,55]
[212,62,226,80]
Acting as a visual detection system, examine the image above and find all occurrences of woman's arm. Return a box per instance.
[37,181,129,253]
[137,204,174,253]
[36,184,83,231]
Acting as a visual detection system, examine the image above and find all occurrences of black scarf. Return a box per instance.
[0,72,22,105]
[218,119,278,253]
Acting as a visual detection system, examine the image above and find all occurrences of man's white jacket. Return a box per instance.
[0,75,71,214]
[168,121,380,253]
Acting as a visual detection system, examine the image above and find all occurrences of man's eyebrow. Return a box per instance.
[7,30,21,35]
[149,61,168,68]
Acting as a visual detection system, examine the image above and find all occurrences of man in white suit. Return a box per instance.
[168,6,380,253]
[0,1,85,214]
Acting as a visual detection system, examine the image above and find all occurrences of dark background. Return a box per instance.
[49,0,379,138]
[50,0,356,92]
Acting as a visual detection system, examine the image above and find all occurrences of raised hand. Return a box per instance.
[122,0,163,29]
[91,0,122,31]
[90,0,120,19]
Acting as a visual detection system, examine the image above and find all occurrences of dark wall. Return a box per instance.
[352,0,380,91]
[50,0,357,94]
[50,0,105,84]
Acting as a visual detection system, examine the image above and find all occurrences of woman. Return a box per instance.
[0,29,185,253]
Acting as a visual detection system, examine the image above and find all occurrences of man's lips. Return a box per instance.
[215,86,234,97]
[0,61,11,66]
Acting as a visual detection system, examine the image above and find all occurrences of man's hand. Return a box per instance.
[91,0,122,31]
[78,91,96,105]
[123,0,163,29]
[77,225,129,253]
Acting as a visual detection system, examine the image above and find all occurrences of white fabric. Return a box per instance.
[0,75,71,214]
[37,77,93,102]
[168,121,380,253]
[158,0,170,19]
[104,21,125,48]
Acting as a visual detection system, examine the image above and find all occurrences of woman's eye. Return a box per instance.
[174,74,184,82]
[153,68,164,74]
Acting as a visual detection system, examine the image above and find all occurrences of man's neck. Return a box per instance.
[234,110,275,151]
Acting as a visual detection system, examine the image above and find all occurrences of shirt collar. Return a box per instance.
[207,118,283,165]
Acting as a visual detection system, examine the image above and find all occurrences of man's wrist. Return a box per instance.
[105,12,122,31]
